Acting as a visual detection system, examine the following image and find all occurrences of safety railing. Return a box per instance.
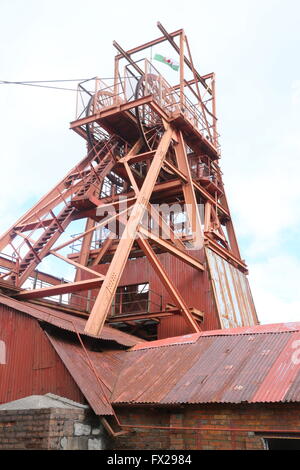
[75,59,220,151]
[44,286,162,316]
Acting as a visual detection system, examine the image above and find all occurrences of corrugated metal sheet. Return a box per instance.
[0,295,141,347]
[131,323,300,351]
[0,304,85,405]
[112,323,300,405]
[2,291,300,412]
[206,248,258,328]
[46,332,125,415]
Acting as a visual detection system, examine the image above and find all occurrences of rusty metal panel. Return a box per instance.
[0,295,140,347]
[0,304,85,405]
[252,331,300,403]
[112,324,300,405]
[206,248,257,329]
[47,332,125,415]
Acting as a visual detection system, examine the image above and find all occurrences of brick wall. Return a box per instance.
[1,403,300,450]
[112,403,300,450]
[0,407,109,450]
[112,408,170,450]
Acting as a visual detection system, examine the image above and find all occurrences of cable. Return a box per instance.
[0,81,79,91]
[2,79,92,83]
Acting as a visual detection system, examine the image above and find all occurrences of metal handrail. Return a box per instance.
[44,287,162,316]
[74,59,219,150]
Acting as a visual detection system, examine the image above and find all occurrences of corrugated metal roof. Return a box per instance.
[0,295,141,347]
[131,323,300,351]
[112,323,300,405]
[46,332,125,415]
[3,292,299,409]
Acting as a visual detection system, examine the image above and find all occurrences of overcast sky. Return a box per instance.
[0,0,299,325]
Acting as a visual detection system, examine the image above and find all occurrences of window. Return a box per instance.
[111,283,149,316]
[264,437,300,450]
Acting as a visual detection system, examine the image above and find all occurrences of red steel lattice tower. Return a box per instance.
[0,23,258,340]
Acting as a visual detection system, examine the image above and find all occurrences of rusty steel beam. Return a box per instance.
[118,150,156,165]
[108,311,175,323]
[138,226,204,271]
[15,278,104,300]
[74,218,95,281]
[91,236,114,266]
[115,28,183,59]
[175,131,204,249]
[51,207,130,253]
[113,40,145,76]
[0,256,62,286]
[70,95,154,129]
[49,250,105,279]
[84,126,174,337]
[148,203,186,250]
[136,235,200,333]
[156,22,212,95]
[0,145,105,250]
[172,74,215,91]
[205,237,247,272]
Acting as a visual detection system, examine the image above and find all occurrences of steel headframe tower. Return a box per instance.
[0,23,258,338]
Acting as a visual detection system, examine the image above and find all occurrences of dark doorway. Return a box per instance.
[265,438,300,450]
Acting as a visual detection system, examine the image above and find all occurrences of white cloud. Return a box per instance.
[249,254,300,324]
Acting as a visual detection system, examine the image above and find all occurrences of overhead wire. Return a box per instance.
[0,81,80,92]
[0,76,142,93]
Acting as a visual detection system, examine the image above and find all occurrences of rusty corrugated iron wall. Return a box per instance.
[0,305,85,405]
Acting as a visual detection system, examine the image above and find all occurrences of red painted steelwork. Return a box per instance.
[0,305,85,405]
